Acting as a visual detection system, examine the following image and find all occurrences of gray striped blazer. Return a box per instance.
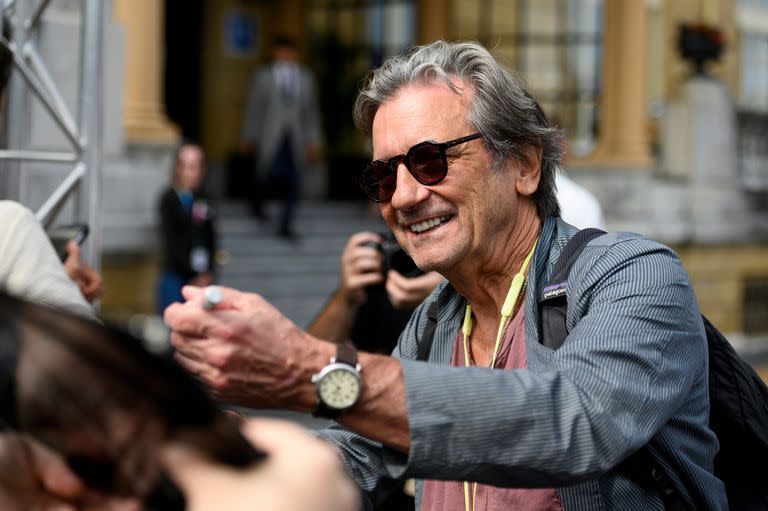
[320,217,727,510]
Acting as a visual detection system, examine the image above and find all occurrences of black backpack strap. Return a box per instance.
[618,449,689,511]
[538,228,605,350]
[551,228,607,281]
[417,300,439,362]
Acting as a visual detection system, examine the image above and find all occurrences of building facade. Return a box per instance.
[198,0,767,343]
[4,0,766,346]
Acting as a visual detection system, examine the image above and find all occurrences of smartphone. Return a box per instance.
[49,223,89,262]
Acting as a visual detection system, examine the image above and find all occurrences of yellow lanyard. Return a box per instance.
[461,237,538,511]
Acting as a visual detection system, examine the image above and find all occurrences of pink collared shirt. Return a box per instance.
[421,304,563,511]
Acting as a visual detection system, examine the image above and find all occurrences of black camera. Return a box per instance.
[361,233,423,278]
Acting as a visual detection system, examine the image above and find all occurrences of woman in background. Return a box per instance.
[157,142,217,314]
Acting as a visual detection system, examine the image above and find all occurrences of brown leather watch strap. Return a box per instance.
[336,343,358,366]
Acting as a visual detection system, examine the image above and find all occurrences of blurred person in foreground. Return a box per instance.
[240,35,322,239]
[166,40,726,510]
[157,141,217,314]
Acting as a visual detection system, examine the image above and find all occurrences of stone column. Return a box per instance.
[583,0,651,167]
[418,0,451,44]
[113,0,179,144]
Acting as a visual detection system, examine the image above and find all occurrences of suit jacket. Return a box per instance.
[241,61,322,175]
[319,217,728,510]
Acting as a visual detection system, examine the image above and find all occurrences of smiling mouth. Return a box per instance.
[409,215,452,233]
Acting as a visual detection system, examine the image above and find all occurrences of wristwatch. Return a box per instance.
[311,344,362,419]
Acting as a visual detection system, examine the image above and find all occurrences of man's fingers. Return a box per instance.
[180,285,258,312]
[170,336,208,363]
[350,252,381,274]
[164,301,230,339]
[174,352,202,373]
[167,304,254,344]
[385,271,411,298]
[174,352,222,385]
[169,331,204,350]
[180,285,204,302]
[164,302,209,337]
[349,273,384,290]
[346,231,381,249]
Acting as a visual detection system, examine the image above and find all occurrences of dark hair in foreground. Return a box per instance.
[354,40,563,219]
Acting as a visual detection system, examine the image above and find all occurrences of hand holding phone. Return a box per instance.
[52,224,103,302]
[50,223,89,262]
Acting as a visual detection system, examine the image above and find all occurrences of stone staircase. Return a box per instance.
[216,199,388,329]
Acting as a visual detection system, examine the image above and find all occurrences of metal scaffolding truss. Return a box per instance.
[0,0,103,268]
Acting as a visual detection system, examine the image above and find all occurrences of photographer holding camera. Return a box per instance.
[308,231,444,354]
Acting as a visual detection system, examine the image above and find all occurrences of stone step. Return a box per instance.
[215,199,383,326]
[218,273,337,296]
[219,254,342,276]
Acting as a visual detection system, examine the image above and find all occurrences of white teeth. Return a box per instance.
[410,215,451,233]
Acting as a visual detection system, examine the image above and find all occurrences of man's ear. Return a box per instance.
[514,145,542,197]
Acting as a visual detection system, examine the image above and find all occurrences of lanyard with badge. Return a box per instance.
[461,237,538,511]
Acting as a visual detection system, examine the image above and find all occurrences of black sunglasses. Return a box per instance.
[357,133,483,203]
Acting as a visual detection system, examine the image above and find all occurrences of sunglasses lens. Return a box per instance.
[408,143,446,184]
[360,162,396,202]
[359,140,453,202]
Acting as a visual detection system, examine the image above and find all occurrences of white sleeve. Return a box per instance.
[0,201,95,319]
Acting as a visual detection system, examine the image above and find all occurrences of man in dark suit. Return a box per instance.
[241,35,322,239]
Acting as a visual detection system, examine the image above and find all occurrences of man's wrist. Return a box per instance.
[296,336,338,412]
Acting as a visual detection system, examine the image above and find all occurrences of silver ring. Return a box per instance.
[202,285,223,310]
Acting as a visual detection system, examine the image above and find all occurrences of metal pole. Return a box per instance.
[7,44,82,150]
[35,162,84,226]
[0,149,76,162]
[78,0,103,271]
[24,43,80,140]
[4,0,28,203]
[24,0,51,32]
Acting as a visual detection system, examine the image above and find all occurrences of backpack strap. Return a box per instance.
[538,228,605,350]
[551,228,608,279]
[416,300,439,362]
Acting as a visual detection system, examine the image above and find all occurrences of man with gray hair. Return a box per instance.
[166,40,727,510]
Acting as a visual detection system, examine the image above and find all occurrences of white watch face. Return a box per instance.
[317,367,361,410]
